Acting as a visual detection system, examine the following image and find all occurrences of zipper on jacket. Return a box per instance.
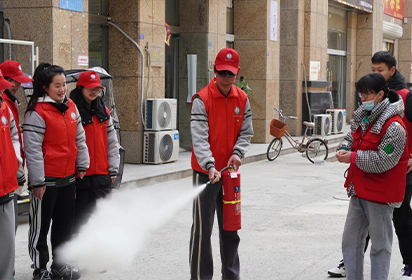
[0,153,6,196]
[63,112,70,178]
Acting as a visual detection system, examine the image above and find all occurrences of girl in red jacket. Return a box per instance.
[69,70,120,233]
[23,63,89,280]
[336,73,408,280]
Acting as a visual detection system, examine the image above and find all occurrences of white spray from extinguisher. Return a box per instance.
[58,180,209,273]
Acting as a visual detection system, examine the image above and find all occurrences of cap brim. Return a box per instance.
[82,83,104,89]
[0,79,14,91]
[10,75,34,83]
[215,65,239,75]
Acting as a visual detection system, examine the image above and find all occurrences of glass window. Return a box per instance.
[383,41,394,55]
[328,7,347,51]
[89,0,109,69]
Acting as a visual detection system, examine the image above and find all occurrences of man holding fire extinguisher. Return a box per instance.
[190,48,253,280]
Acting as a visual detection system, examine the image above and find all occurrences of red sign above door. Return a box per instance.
[384,0,404,20]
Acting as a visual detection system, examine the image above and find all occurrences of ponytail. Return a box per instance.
[26,63,66,112]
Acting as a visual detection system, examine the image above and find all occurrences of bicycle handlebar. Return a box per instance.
[273,107,298,120]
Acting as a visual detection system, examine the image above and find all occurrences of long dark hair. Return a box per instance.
[356,73,398,103]
[26,63,66,112]
[69,86,84,105]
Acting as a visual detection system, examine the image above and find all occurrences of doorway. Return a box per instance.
[327,53,346,109]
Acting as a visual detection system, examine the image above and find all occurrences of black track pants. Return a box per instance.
[73,174,112,233]
[189,170,240,280]
[28,184,75,270]
[393,184,412,265]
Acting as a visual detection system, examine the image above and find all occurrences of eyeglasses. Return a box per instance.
[357,92,375,99]
[216,70,236,78]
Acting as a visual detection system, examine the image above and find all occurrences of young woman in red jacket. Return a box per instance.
[69,70,120,233]
[23,63,89,280]
[336,73,408,280]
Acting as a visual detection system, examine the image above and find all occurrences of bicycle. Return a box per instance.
[266,107,329,163]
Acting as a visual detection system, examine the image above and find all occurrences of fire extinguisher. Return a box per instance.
[221,166,241,231]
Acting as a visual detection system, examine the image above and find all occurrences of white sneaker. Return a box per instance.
[401,264,412,279]
[328,259,346,277]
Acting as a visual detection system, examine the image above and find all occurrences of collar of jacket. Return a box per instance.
[74,95,109,125]
[38,95,70,113]
[388,69,407,91]
[4,89,20,105]
[210,77,234,99]
[351,96,404,134]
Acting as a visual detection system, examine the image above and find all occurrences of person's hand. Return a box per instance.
[78,171,86,179]
[208,167,221,184]
[227,154,241,169]
[336,150,351,164]
[407,154,412,173]
[111,176,117,183]
[32,186,46,200]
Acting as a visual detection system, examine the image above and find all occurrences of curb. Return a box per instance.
[122,134,347,188]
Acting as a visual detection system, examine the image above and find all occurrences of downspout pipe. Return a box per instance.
[106,20,146,128]
[4,18,12,60]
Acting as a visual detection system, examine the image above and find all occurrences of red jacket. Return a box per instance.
[2,91,23,163]
[344,115,408,203]
[397,88,412,152]
[191,79,248,173]
[0,101,19,196]
[83,108,110,176]
[35,99,78,178]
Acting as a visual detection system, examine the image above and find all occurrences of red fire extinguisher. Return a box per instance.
[222,167,241,231]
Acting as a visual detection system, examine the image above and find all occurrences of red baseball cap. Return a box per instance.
[0,70,14,91]
[215,48,240,74]
[0,60,33,83]
[76,71,104,89]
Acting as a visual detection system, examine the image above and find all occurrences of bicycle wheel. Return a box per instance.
[267,138,283,161]
[305,138,328,163]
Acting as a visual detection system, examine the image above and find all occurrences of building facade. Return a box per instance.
[1,0,410,163]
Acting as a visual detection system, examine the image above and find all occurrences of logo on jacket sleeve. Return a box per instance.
[1,116,8,125]
[234,106,240,115]
[71,112,77,120]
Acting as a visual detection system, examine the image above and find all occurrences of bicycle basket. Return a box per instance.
[270,119,287,138]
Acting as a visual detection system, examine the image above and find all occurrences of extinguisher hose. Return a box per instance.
[206,165,234,185]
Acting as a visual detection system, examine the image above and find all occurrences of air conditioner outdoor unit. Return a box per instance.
[143,130,179,164]
[326,109,346,134]
[145,98,177,130]
[313,114,332,136]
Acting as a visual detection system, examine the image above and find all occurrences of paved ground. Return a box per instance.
[14,151,405,280]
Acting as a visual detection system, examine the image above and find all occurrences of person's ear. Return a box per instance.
[389,66,396,77]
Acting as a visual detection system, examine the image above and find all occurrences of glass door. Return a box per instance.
[327,54,346,109]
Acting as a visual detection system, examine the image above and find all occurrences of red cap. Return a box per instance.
[0,60,33,83]
[0,70,14,91]
[76,71,104,89]
[215,48,240,74]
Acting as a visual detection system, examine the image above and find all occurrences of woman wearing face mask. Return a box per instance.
[335,72,408,280]
[69,70,120,234]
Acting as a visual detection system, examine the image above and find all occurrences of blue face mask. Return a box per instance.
[362,95,378,111]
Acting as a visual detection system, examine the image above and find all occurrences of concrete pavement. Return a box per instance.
[14,134,406,279]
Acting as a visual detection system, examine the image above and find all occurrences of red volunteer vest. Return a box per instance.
[83,107,110,176]
[3,93,24,164]
[35,99,78,178]
[397,88,412,153]
[0,101,19,196]
[191,78,248,173]
[344,115,408,203]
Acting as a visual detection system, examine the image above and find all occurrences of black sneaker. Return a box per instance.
[51,265,81,280]
[402,264,412,279]
[33,268,53,280]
